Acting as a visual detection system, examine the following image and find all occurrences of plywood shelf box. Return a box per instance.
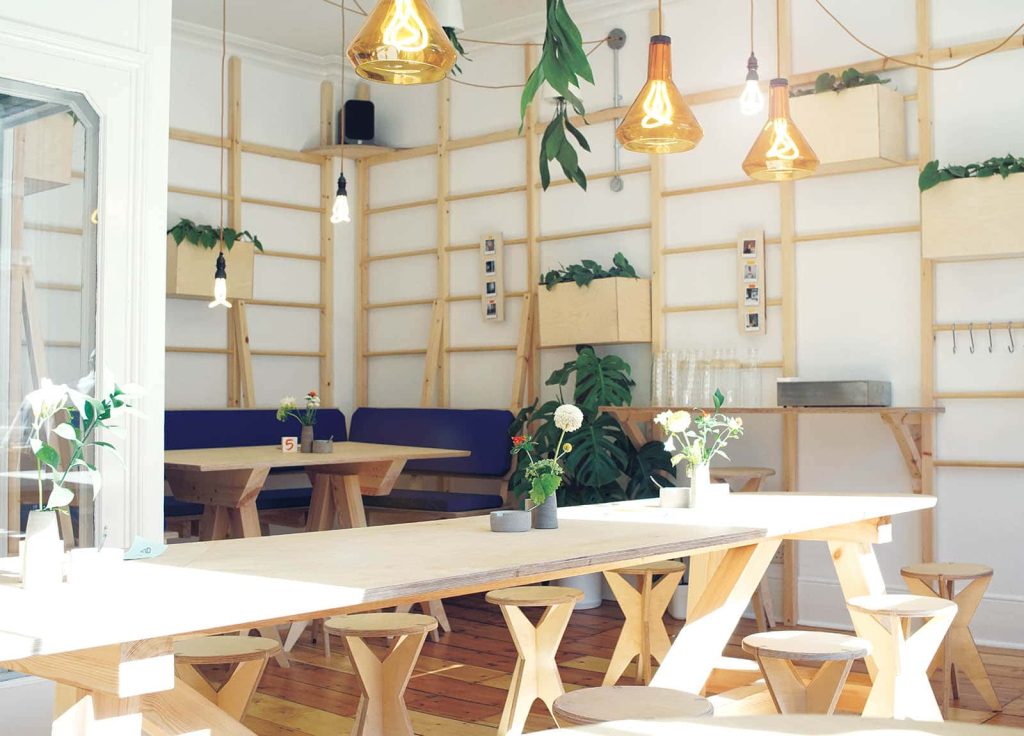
[537,277,651,348]
[166,234,255,301]
[790,84,906,175]
[304,143,395,160]
[921,173,1024,260]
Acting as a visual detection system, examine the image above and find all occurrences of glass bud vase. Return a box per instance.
[300,425,314,453]
[21,509,64,590]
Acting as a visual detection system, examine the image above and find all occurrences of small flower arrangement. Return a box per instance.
[511,403,584,506]
[276,391,320,427]
[654,389,743,478]
[26,378,138,511]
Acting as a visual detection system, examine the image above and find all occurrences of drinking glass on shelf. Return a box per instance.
[697,349,712,408]
[680,348,697,407]
[667,350,680,407]
[741,347,762,407]
[722,348,739,406]
[651,352,666,406]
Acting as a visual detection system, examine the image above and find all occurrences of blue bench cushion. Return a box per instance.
[164,497,204,518]
[363,489,503,513]
[349,407,514,477]
[165,409,347,450]
[255,488,313,511]
[20,504,78,529]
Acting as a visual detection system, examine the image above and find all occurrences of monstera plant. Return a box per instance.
[510,346,673,506]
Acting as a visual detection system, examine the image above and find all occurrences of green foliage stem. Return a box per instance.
[918,155,1024,192]
[167,218,264,252]
[791,67,889,96]
[541,252,637,290]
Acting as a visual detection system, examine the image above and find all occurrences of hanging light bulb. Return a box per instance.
[348,0,456,85]
[331,173,351,224]
[209,251,231,309]
[742,78,819,181]
[616,35,702,154]
[739,53,764,116]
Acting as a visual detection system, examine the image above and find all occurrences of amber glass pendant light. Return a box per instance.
[615,1,702,154]
[742,78,819,181]
[348,0,456,85]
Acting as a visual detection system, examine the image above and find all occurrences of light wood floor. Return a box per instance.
[242,594,1024,735]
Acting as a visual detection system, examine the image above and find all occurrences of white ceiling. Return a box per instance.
[171,0,547,57]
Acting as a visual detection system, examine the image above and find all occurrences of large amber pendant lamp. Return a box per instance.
[616,35,702,154]
[742,78,819,181]
[347,0,456,85]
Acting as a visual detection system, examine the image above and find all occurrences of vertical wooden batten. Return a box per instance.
[227,56,243,406]
[320,80,336,407]
[649,9,666,358]
[917,0,936,563]
[437,79,452,407]
[356,159,370,407]
[776,0,800,627]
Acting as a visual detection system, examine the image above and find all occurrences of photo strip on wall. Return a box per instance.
[737,230,766,335]
[480,233,505,321]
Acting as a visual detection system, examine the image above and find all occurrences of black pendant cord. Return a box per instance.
[218,0,227,258]
[337,0,347,192]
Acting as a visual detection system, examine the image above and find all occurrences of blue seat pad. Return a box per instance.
[349,407,513,476]
[363,489,503,513]
[165,409,347,450]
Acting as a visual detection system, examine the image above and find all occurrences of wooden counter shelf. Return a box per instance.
[303,143,397,160]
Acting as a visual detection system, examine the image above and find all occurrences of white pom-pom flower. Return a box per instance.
[553,404,584,432]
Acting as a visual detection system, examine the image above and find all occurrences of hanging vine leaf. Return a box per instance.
[167,218,264,251]
[919,155,1024,192]
[520,0,595,191]
[445,28,470,76]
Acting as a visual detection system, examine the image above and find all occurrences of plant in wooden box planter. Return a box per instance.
[789,69,905,175]
[166,219,263,301]
[919,156,1024,260]
[537,253,651,347]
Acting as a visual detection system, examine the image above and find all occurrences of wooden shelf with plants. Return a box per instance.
[166,220,261,301]
[303,143,396,160]
[790,72,906,175]
[921,158,1024,260]
[536,254,651,348]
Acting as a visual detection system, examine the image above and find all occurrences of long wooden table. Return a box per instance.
[0,492,933,735]
[164,441,470,539]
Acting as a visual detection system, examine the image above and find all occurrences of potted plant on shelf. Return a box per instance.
[537,253,651,347]
[919,155,1024,260]
[22,379,137,589]
[166,218,263,301]
[654,389,744,509]
[277,391,320,452]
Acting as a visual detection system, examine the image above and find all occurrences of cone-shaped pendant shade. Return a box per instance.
[616,36,702,154]
[348,0,456,85]
[742,78,819,181]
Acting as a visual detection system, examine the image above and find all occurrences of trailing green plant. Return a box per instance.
[520,0,594,192]
[509,346,674,507]
[167,218,264,252]
[791,67,889,96]
[541,252,637,290]
[444,28,470,75]
[918,155,1024,192]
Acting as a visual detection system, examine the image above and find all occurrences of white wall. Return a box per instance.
[166,27,357,415]
[359,0,1024,647]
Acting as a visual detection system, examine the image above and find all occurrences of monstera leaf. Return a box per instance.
[572,349,634,411]
[625,440,675,500]
[562,412,629,489]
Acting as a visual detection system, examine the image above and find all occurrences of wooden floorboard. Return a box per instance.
[246,594,1024,735]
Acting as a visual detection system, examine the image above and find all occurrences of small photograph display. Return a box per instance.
[480,234,505,321]
[737,230,766,335]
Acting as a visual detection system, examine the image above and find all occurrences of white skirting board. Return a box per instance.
[0,675,54,736]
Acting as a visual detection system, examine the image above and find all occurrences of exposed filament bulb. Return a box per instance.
[641,81,674,129]
[382,0,429,52]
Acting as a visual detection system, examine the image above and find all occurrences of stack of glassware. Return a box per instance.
[651,347,762,408]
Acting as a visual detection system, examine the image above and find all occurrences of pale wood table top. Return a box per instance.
[163,441,469,472]
[529,715,1024,735]
[0,493,932,664]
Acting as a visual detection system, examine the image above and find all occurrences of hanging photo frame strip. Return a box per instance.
[481,233,505,321]
[737,229,766,335]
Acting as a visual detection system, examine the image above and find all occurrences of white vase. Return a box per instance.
[556,572,603,610]
[20,510,65,589]
[691,463,711,493]
[688,463,730,510]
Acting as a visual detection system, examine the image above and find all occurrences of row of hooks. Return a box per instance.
[951,322,1016,354]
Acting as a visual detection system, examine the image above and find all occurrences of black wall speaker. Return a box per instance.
[341,99,374,144]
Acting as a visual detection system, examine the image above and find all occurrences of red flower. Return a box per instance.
[512,435,527,447]
[308,390,317,397]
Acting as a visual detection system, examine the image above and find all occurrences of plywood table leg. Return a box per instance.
[334,474,367,529]
[305,472,335,532]
[199,505,230,542]
[53,690,143,736]
[651,539,781,695]
[828,539,889,680]
[141,677,260,735]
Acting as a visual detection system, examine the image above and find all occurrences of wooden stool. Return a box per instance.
[553,685,712,726]
[395,599,451,643]
[901,562,1000,714]
[711,466,777,631]
[741,630,870,714]
[173,635,282,720]
[603,560,686,685]
[486,585,583,736]
[324,612,437,736]
[847,594,957,721]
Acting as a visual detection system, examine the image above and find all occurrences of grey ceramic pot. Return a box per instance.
[300,425,314,453]
[532,495,558,529]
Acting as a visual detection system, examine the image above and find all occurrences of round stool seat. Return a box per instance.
[554,686,713,726]
[173,635,282,665]
[710,466,775,479]
[847,594,957,619]
[742,631,870,661]
[901,562,993,582]
[324,612,438,638]
[485,585,583,607]
[610,560,686,576]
